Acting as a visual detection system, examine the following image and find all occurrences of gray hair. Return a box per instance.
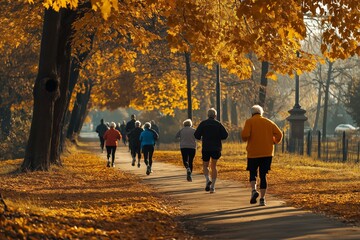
[183,119,192,127]
[251,105,264,116]
[208,108,217,118]
[144,122,151,129]
[135,120,141,127]
[110,122,116,128]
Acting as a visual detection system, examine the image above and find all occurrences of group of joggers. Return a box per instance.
[96,114,159,175]
[96,106,283,206]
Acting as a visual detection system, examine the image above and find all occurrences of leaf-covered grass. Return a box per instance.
[0,147,197,239]
[156,142,360,226]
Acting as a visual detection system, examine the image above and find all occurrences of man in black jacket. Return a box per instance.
[194,108,228,193]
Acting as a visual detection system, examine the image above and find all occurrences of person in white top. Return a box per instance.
[175,119,197,182]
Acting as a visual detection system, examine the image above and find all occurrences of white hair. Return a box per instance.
[183,119,192,127]
[208,108,217,118]
[144,122,151,129]
[110,122,116,128]
[135,120,141,127]
[251,105,264,116]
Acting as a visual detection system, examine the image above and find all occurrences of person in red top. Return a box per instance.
[103,122,122,167]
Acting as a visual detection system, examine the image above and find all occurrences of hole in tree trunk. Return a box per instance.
[45,78,58,92]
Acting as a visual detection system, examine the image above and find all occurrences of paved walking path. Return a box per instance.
[84,139,360,240]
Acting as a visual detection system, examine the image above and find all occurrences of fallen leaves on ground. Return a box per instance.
[0,148,197,239]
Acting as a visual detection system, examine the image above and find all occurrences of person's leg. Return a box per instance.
[247,158,260,204]
[143,147,149,165]
[130,146,136,166]
[106,146,111,167]
[148,145,154,168]
[202,151,211,191]
[258,157,272,206]
[136,145,141,167]
[210,158,218,192]
[111,146,116,166]
[100,137,105,152]
[180,148,190,169]
[188,149,196,172]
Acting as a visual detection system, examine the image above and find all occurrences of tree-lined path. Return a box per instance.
[82,137,360,240]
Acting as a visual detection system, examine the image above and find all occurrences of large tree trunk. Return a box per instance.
[259,61,269,107]
[184,52,192,119]
[322,60,333,140]
[22,9,61,171]
[50,9,76,165]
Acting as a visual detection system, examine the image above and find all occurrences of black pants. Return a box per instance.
[106,146,117,164]
[99,136,105,150]
[131,144,141,160]
[142,145,154,167]
[180,148,196,172]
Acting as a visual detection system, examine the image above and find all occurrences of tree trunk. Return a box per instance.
[259,61,269,107]
[216,64,221,121]
[322,60,333,140]
[22,9,61,171]
[184,52,192,119]
[66,92,82,140]
[50,9,76,165]
[313,81,322,132]
[0,105,11,140]
[74,82,93,134]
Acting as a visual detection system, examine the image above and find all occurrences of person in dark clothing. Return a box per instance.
[95,119,109,153]
[126,114,136,150]
[119,120,127,146]
[151,120,160,149]
[128,120,143,168]
[194,108,228,193]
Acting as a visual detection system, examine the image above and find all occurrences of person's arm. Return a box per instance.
[273,124,283,144]
[150,129,159,140]
[175,129,181,139]
[194,123,202,140]
[220,124,229,140]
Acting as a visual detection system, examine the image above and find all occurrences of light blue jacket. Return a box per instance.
[140,128,158,149]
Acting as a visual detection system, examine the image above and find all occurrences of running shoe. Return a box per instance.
[250,190,259,204]
[146,165,151,175]
[137,162,141,168]
[186,171,192,182]
[210,187,215,193]
[205,181,212,191]
[131,158,135,166]
[106,161,110,167]
[259,198,266,206]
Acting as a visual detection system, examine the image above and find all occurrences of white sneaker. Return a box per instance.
[210,187,215,193]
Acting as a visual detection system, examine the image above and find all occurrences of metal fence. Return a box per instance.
[276,130,360,163]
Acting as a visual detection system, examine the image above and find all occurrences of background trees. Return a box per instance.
[1,0,359,168]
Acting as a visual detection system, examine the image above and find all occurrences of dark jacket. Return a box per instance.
[126,119,136,135]
[128,127,144,148]
[96,123,108,137]
[194,117,228,151]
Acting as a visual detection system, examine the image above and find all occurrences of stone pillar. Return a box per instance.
[286,107,307,154]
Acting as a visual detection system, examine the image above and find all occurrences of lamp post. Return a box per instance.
[286,51,307,154]
[216,63,221,121]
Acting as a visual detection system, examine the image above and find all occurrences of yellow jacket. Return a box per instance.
[241,114,283,158]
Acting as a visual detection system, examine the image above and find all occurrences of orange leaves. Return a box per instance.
[0,145,191,239]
